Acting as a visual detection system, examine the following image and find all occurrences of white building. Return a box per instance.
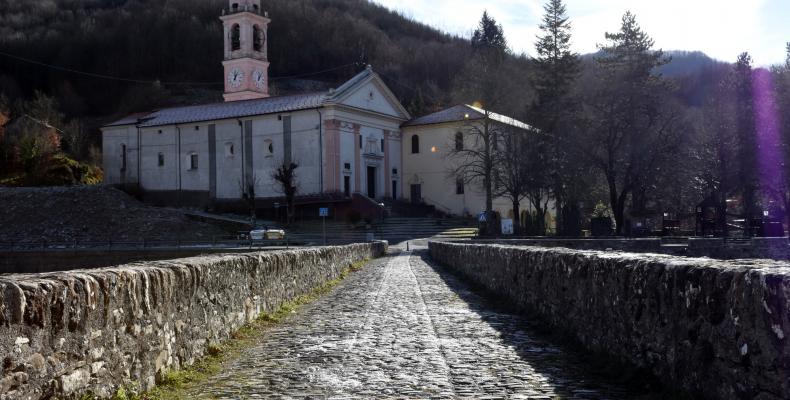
[401,104,555,229]
[102,0,410,216]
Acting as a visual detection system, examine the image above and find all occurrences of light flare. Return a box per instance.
[752,68,785,205]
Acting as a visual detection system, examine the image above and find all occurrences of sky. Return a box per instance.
[371,0,790,67]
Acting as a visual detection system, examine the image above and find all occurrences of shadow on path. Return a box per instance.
[413,250,669,400]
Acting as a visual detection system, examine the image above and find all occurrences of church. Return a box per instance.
[102,0,411,218]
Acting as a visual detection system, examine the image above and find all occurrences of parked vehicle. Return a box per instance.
[250,227,286,240]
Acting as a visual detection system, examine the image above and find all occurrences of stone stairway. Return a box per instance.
[284,217,478,244]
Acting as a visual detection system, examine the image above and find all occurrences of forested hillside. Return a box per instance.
[0,0,471,119]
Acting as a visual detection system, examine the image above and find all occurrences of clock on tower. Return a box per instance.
[220,0,270,102]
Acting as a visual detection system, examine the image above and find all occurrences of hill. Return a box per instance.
[0,186,230,242]
[0,0,469,122]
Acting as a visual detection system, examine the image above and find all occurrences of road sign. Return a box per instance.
[319,207,329,245]
[501,219,514,235]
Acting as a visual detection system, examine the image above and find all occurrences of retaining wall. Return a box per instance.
[429,241,790,400]
[0,242,387,399]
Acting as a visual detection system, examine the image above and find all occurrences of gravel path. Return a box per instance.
[189,251,649,399]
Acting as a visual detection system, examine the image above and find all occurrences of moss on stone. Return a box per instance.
[115,258,372,400]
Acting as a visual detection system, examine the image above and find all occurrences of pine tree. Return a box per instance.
[471,11,508,65]
[786,42,790,69]
[734,52,758,235]
[533,0,578,106]
[531,0,580,235]
[582,11,680,235]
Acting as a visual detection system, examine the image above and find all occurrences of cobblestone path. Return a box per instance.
[189,251,647,399]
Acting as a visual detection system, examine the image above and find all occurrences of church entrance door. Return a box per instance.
[367,166,376,198]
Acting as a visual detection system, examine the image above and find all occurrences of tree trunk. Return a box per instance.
[512,200,521,234]
[553,192,564,235]
[485,175,493,212]
[610,189,628,236]
[607,175,623,235]
[537,206,546,236]
[719,196,729,238]
[784,196,790,237]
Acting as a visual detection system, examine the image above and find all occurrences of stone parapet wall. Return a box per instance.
[470,237,790,260]
[1,248,286,274]
[0,242,387,399]
[471,238,664,252]
[429,242,790,400]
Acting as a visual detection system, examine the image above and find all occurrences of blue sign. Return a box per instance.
[319,207,329,217]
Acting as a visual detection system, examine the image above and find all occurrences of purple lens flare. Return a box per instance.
[752,68,786,207]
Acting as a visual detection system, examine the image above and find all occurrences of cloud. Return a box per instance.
[372,0,787,65]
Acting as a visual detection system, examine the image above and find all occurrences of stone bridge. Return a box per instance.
[2,241,789,399]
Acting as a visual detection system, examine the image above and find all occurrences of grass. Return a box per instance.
[98,259,370,400]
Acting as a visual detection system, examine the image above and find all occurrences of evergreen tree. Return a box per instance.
[471,11,508,66]
[581,11,681,235]
[733,52,758,235]
[531,0,580,235]
[786,42,790,69]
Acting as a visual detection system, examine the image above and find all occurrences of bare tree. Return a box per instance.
[272,161,299,224]
[493,127,540,234]
[448,109,505,214]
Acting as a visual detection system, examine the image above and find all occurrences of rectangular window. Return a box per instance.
[344,176,351,197]
[344,162,351,170]
[359,135,362,149]
[121,144,127,171]
[392,168,398,175]
[189,153,198,170]
[157,153,164,167]
[456,179,465,195]
[380,138,385,152]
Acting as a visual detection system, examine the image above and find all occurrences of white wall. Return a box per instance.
[215,120,244,199]
[341,81,401,118]
[249,110,322,198]
[102,107,403,204]
[138,126,177,191]
[401,122,523,218]
[102,126,138,185]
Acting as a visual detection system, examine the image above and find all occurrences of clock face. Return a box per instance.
[252,69,266,89]
[227,68,245,88]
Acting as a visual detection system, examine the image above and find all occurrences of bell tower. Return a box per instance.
[220,0,270,102]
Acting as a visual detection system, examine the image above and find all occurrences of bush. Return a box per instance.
[2,153,103,186]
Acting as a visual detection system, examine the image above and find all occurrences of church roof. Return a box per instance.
[402,104,533,131]
[104,92,326,128]
[103,66,409,129]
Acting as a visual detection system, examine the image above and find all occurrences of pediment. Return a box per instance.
[332,73,410,120]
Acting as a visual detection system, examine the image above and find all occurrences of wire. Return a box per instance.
[0,50,360,86]
[270,63,362,81]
